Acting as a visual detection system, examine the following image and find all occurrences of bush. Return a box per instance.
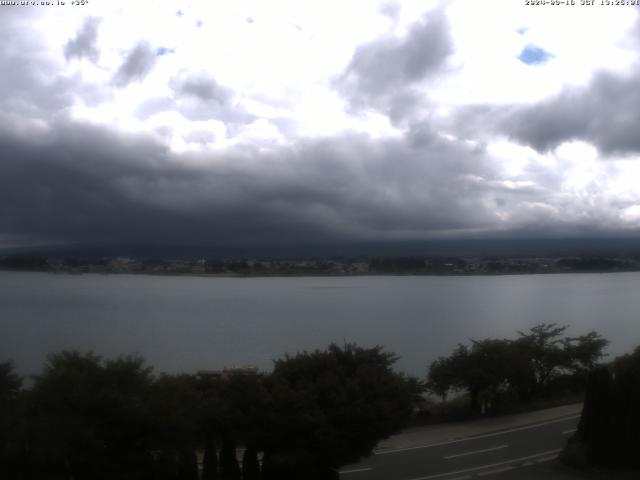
[568,346,640,469]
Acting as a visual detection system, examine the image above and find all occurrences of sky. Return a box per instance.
[1,0,640,249]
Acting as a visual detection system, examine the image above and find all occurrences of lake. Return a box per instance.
[2,271,640,377]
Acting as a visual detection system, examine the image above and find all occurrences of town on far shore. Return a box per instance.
[2,253,640,276]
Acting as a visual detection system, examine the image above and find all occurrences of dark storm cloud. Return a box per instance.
[498,68,640,155]
[0,113,526,247]
[0,112,633,247]
[112,42,157,87]
[64,17,101,62]
[334,7,453,120]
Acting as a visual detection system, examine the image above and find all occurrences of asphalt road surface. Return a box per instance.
[339,413,580,480]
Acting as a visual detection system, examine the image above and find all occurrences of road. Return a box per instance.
[339,413,580,480]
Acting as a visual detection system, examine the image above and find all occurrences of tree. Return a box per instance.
[577,366,612,465]
[427,340,516,413]
[0,361,23,477]
[427,346,467,401]
[148,373,201,480]
[563,331,610,372]
[515,323,570,397]
[516,324,608,397]
[574,346,640,468]
[0,255,48,270]
[196,369,268,480]
[201,433,219,480]
[0,361,21,398]
[241,445,260,480]
[27,351,155,480]
[427,324,609,413]
[218,435,241,480]
[609,346,640,467]
[261,343,414,478]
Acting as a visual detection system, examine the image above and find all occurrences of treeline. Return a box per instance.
[0,255,50,270]
[566,345,640,469]
[426,324,609,415]
[0,344,417,480]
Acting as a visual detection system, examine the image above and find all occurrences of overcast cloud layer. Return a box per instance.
[1,0,640,248]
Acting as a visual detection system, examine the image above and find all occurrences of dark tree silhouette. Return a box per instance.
[2,343,415,479]
[261,343,414,478]
[219,435,241,480]
[577,366,612,465]
[574,346,640,468]
[148,373,201,479]
[201,433,219,480]
[0,361,23,478]
[26,352,155,480]
[242,444,261,480]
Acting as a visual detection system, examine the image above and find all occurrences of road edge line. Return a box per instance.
[375,414,579,455]
[404,448,562,480]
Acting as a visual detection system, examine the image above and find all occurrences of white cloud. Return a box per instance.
[39,1,640,140]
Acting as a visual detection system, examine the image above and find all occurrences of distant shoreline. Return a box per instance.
[4,251,640,277]
[2,267,640,279]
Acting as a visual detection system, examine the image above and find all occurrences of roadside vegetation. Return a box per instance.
[0,324,615,479]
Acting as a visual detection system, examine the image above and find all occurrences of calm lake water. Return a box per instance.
[2,271,640,377]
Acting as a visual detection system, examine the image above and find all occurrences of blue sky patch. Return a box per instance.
[516,27,528,35]
[156,47,174,57]
[518,44,553,65]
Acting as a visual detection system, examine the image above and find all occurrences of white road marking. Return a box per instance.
[375,415,580,455]
[474,454,557,479]
[404,449,562,480]
[535,454,560,463]
[477,465,515,477]
[444,444,508,460]
[340,467,373,474]
[562,428,577,435]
